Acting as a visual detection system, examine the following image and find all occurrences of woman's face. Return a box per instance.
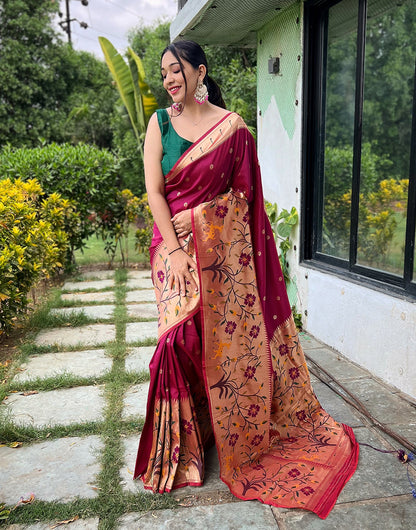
[161,50,200,104]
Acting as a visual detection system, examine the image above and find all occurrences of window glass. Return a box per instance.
[356,1,415,275]
[319,0,359,259]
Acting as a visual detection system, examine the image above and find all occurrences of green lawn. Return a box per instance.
[74,227,149,267]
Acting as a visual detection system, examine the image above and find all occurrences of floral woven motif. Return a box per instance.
[192,191,359,518]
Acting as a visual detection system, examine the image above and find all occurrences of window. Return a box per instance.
[303,0,416,296]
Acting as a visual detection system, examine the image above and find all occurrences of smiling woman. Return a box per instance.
[133,39,359,520]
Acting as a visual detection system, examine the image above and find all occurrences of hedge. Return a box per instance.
[0,178,75,335]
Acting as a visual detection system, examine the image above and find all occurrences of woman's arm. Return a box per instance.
[144,113,198,296]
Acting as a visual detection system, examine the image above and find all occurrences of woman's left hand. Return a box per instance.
[171,210,192,238]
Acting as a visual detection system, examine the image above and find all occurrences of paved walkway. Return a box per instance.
[1,268,415,529]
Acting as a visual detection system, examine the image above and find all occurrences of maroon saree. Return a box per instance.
[134,112,359,519]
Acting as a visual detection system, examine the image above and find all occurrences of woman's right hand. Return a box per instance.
[168,248,198,296]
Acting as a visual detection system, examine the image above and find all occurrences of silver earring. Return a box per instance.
[194,81,208,104]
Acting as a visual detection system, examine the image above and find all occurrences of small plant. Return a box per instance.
[134,193,154,258]
[265,202,302,327]
[0,502,11,521]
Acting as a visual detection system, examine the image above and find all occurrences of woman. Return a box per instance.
[134,40,359,519]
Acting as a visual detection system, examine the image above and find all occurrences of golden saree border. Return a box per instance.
[192,191,359,519]
[152,235,200,339]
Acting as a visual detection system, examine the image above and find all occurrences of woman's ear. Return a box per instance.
[198,64,207,80]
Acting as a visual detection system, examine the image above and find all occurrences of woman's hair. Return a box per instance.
[161,40,226,109]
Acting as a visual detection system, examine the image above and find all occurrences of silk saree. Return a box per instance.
[134,111,359,519]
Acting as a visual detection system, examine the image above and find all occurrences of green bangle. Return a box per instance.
[168,246,182,256]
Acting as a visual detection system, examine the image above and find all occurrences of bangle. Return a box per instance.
[168,246,182,256]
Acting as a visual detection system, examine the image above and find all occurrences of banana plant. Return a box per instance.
[98,37,158,155]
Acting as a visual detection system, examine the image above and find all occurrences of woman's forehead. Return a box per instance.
[161,50,181,70]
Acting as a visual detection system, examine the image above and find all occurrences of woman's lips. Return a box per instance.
[169,86,180,95]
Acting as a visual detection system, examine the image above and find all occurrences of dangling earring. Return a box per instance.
[171,102,183,113]
[193,80,208,104]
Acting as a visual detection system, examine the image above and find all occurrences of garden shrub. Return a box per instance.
[134,193,154,258]
[0,178,75,335]
[0,143,121,259]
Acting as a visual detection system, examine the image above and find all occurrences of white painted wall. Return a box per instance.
[306,269,416,398]
[257,4,416,399]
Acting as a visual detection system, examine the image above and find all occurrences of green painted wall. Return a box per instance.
[257,2,302,140]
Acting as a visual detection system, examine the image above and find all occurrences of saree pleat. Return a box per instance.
[134,111,358,519]
[136,313,213,492]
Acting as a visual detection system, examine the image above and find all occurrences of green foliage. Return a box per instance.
[0,178,72,335]
[99,38,158,145]
[0,143,120,259]
[128,22,172,108]
[111,121,145,196]
[0,1,116,148]
[265,202,299,282]
[64,51,118,148]
[205,48,257,131]
[265,202,301,327]
[324,176,408,266]
[134,194,154,258]
[91,189,143,267]
[0,503,11,520]
[325,2,416,181]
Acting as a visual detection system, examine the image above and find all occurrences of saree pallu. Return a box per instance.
[134,112,359,519]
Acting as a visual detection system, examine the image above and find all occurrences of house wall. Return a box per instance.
[256,1,416,399]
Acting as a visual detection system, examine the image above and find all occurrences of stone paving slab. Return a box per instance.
[126,322,158,343]
[0,436,102,505]
[61,291,116,303]
[50,305,115,321]
[299,333,325,350]
[273,497,416,529]
[125,346,154,373]
[126,278,154,290]
[305,347,369,381]
[117,501,277,529]
[125,290,156,303]
[6,518,99,529]
[336,426,413,503]
[13,349,112,382]
[339,378,416,425]
[80,270,115,279]
[62,279,115,291]
[35,324,116,347]
[2,385,105,427]
[126,303,158,319]
[127,270,152,279]
[120,435,142,493]
[312,381,364,428]
[122,383,150,419]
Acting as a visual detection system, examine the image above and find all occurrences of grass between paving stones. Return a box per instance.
[60,286,115,294]
[1,265,174,528]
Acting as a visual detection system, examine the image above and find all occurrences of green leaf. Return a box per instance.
[127,47,158,129]
[98,37,140,141]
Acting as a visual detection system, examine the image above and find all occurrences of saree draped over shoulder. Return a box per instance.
[134,110,359,519]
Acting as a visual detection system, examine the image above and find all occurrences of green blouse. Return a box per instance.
[156,108,193,176]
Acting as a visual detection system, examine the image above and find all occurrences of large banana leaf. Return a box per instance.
[127,47,158,129]
[98,37,140,141]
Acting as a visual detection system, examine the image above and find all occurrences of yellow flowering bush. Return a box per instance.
[134,193,154,257]
[0,178,76,335]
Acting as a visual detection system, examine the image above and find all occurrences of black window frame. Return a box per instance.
[302,0,416,298]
